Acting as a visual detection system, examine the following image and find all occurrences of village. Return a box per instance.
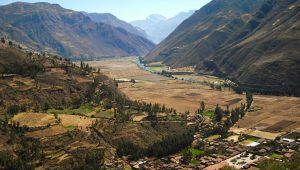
[126,119,300,170]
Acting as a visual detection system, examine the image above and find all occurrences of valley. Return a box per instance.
[0,0,299,169]
[86,57,300,134]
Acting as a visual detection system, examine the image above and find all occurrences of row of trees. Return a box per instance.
[232,84,300,97]
[197,92,253,138]
[1,61,44,78]
[130,100,176,115]
[116,130,194,160]
[79,61,100,75]
[0,37,12,46]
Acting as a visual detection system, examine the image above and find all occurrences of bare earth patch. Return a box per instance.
[59,114,97,132]
[25,125,67,138]
[13,113,56,127]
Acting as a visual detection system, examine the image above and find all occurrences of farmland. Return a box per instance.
[85,57,300,134]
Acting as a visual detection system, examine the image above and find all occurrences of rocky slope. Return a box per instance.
[131,11,195,44]
[146,0,300,95]
[0,2,155,58]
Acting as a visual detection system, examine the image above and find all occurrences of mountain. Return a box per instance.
[0,2,155,58]
[131,11,195,44]
[82,12,148,39]
[145,0,300,95]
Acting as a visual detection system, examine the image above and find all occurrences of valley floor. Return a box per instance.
[85,57,300,135]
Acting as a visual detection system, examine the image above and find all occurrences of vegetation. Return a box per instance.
[6,104,21,116]
[202,111,215,118]
[246,136,258,142]
[246,91,253,109]
[189,148,205,158]
[0,121,44,169]
[214,104,223,122]
[220,166,238,170]
[79,61,93,75]
[257,152,300,170]
[47,104,95,116]
[64,125,77,131]
[116,130,194,160]
[270,153,284,159]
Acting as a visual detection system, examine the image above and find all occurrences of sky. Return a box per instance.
[0,0,211,22]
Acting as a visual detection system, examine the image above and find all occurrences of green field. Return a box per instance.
[191,159,200,165]
[202,111,215,118]
[47,104,95,115]
[148,66,167,72]
[189,148,205,157]
[246,136,259,142]
[271,153,284,159]
[64,125,77,131]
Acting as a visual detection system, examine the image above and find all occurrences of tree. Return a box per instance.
[54,112,58,119]
[224,105,230,115]
[6,105,20,116]
[182,149,192,164]
[214,104,223,122]
[130,79,136,84]
[80,61,84,69]
[1,37,5,43]
[200,101,205,113]
[240,103,246,118]
[246,91,253,109]
[224,117,233,130]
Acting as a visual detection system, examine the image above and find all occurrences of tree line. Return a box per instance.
[116,130,194,160]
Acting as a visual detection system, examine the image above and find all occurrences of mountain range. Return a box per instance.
[145,0,300,95]
[131,11,195,44]
[0,2,155,58]
[82,12,148,38]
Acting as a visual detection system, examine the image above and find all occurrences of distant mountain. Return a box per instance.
[82,12,148,39]
[131,11,195,44]
[146,0,300,95]
[0,2,155,58]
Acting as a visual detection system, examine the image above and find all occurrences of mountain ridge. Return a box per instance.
[131,11,195,44]
[82,12,148,39]
[0,2,155,58]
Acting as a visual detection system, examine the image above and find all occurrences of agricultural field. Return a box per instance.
[88,57,300,134]
[12,112,98,138]
[12,113,57,127]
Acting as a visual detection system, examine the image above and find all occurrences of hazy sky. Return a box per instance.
[0,0,211,22]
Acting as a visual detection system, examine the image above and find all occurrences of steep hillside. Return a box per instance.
[145,0,263,65]
[0,2,155,57]
[205,0,300,95]
[0,40,124,116]
[83,12,148,39]
[0,40,192,169]
[146,0,300,95]
[131,11,195,44]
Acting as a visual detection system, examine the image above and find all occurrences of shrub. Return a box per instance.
[6,105,20,115]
